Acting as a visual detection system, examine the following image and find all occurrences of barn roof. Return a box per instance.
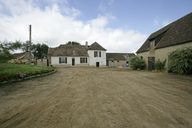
[137,12,192,53]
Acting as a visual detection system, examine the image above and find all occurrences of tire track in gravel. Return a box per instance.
[0,68,192,128]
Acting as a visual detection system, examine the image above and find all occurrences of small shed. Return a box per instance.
[9,52,32,64]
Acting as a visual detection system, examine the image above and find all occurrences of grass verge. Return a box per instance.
[0,63,55,82]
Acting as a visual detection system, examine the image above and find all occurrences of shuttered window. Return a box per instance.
[94,51,98,57]
[59,57,67,64]
[80,58,87,63]
[99,51,101,57]
[94,51,101,57]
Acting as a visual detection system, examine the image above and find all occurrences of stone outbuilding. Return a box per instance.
[106,53,135,67]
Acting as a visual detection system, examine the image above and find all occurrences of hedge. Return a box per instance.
[168,47,192,74]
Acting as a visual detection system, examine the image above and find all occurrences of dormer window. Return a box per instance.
[150,40,155,48]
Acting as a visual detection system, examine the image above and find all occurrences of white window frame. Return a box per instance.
[99,51,101,57]
[80,57,87,63]
[59,57,67,64]
[94,51,98,57]
[94,51,101,58]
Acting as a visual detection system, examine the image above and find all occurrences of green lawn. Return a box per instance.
[0,63,55,81]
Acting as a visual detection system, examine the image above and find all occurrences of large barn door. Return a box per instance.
[148,57,155,70]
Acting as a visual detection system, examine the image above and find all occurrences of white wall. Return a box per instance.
[51,56,89,66]
[51,50,107,67]
[51,57,60,65]
[88,50,106,67]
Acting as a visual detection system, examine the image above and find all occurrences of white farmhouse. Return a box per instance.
[48,42,106,67]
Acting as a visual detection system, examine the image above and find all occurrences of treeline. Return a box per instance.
[0,41,48,63]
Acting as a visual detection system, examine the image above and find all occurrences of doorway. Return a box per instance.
[148,57,155,70]
[72,58,75,66]
[106,60,109,66]
[96,62,100,67]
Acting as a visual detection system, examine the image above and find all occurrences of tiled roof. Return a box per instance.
[88,42,106,51]
[137,12,192,53]
[48,44,88,57]
[48,42,106,56]
[106,53,135,61]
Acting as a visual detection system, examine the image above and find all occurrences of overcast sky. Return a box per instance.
[0,0,191,53]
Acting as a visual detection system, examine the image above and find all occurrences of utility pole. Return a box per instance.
[28,24,32,64]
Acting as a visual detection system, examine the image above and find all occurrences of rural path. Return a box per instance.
[0,67,192,128]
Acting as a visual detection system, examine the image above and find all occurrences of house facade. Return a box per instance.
[48,42,106,67]
[106,53,135,67]
[136,12,192,70]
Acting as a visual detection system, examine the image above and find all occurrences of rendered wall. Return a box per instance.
[88,50,106,67]
[137,42,192,69]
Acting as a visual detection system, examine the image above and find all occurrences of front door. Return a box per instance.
[72,58,75,66]
[148,57,155,70]
[96,62,99,67]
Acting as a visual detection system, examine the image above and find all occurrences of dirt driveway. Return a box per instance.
[0,67,192,128]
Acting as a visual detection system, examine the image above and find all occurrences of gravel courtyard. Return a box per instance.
[0,67,192,128]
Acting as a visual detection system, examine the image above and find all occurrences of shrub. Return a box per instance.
[155,59,166,71]
[130,56,146,70]
[168,47,192,74]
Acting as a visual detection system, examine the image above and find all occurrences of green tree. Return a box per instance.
[31,43,49,59]
[0,43,11,63]
[129,56,146,70]
[0,41,23,62]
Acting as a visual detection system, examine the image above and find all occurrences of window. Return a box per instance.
[150,41,155,48]
[99,51,101,57]
[59,57,67,64]
[80,58,87,63]
[94,51,101,57]
[94,51,98,57]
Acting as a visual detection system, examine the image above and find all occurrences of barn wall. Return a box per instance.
[137,41,192,69]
